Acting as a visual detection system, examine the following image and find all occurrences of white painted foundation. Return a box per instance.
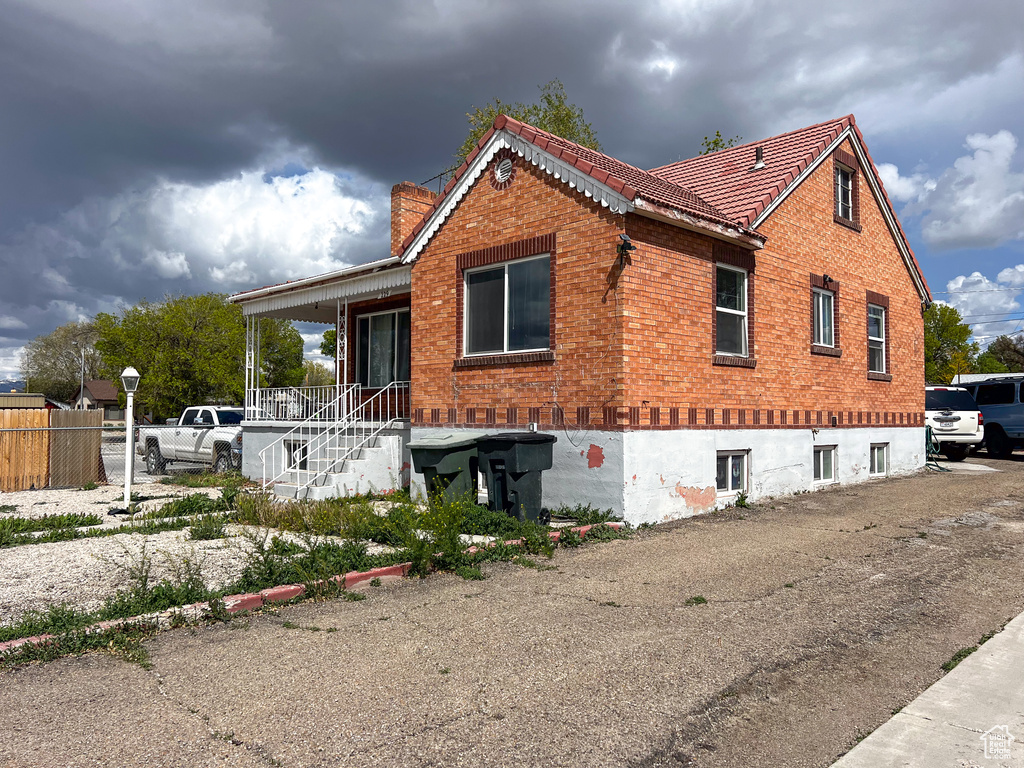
[409,426,925,527]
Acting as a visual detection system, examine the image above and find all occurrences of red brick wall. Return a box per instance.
[409,155,627,427]
[408,141,925,430]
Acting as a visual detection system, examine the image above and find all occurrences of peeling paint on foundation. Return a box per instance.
[671,484,717,511]
[586,444,605,469]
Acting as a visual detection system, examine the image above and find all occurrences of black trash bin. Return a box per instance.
[476,432,557,524]
[407,434,479,503]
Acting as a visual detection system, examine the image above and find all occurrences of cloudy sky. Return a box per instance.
[1,0,1023,378]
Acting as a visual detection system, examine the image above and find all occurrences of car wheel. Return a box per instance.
[942,443,969,462]
[213,451,230,474]
[986,427,1014,460]
[146,445,165,474]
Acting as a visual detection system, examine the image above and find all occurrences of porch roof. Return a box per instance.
[227,257,411,323]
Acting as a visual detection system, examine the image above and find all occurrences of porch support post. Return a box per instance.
[244,315,253,419]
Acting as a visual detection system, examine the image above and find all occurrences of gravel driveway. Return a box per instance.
[2,454,1023,768]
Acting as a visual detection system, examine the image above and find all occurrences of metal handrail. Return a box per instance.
[251,385,344,421]
[258,384,359,489]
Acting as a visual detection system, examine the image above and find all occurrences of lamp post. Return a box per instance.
[121,367,140,508]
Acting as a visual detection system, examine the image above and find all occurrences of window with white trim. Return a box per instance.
[868,304,886,373]
[465,254,550,355]
[356,309,410,388]
[869,443,888,476]
[835,165,854,220]
[813,446,836,483]
[716,451,748,494]
[716,265,748,356]
[813,288,835,347]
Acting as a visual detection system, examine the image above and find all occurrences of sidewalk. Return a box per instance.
[832,609,1024,767]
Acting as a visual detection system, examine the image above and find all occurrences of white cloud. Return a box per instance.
[0,316,28,330]
[884,131,1024,250]
[0,345,25,380]
[944,268,1024,346]
[142,249,191,279]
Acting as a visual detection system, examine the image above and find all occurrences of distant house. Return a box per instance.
[74,380,125,423]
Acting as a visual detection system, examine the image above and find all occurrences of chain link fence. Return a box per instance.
[0,421,241,492]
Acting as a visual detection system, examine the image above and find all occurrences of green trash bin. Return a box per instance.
[407,434,479,503]
[476,432,557,524]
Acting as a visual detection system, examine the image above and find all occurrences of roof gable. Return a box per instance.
[650,116,854,228]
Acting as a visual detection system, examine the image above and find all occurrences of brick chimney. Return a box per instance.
[390,181,437,257]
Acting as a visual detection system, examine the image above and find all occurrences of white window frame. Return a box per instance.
[716,450,748,495]
[869,443,888,477]
[813,288,835,347]
[355,308,411,388]
[463,253,551,357]
[715,264,748,357]
[836,165,854,220]
[813,445,837,483]
[868,304,886,373]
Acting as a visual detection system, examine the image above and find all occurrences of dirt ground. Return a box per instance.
[1,454,1023,768]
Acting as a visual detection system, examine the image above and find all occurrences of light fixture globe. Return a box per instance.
[121,366,141,394]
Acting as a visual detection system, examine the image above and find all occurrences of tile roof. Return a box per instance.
[400,114,755,253]
[650,115,855,228]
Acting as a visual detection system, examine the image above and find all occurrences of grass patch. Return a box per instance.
[942,645,978,672]
[1,513,103,534]
[81,482,99,491]
[0,621,159,670]
[160,470,246,488]
[550,503,618,526]
[685,595,708,606]
[0,504,15,514]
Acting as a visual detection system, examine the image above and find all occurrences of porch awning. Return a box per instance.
[229,258,412,323]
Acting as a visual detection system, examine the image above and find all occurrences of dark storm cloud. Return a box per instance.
[1,0,1023,375]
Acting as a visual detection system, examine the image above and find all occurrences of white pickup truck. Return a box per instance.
[137,406,244,474]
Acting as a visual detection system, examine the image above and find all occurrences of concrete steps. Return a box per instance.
[272,435,405,501]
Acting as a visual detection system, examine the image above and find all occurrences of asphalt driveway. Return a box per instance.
[2,453,1023,767]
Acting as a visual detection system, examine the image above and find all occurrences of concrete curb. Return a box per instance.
[0,562,414,656]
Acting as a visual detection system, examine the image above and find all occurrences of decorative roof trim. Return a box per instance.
[237,266,412,317]
[401,129,634,264]
[228,256,402,304]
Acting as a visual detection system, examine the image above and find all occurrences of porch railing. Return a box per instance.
[249,385,350,422]
[258,381,410,496]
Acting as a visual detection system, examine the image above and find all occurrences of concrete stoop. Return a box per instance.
[273,434,405,501]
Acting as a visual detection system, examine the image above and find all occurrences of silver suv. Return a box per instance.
[962,376,1024,459]
[925,386,983,461]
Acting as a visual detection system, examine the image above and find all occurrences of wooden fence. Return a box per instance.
[0,409,105,492]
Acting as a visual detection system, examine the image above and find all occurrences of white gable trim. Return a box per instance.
[750,128,929,302]
[401,129,634,264]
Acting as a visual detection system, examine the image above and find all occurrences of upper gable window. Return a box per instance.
[833,150,861,232]
[465,254,550,355]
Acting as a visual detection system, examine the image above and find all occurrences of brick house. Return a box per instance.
[230,113,929,524]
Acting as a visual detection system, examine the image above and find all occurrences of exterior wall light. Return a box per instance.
[617,234,637,269]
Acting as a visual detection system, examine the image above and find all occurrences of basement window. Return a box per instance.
[716,451,748,495]
[465,254,550,355]
[869,443,888,477]
[813,446,837,483]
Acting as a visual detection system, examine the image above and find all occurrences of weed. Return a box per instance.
[81,482,99,491]
[550,503,617,526]
[455,565,485,581]
[862,523,877,531]
[784,583,795,588]
[0,620,159,671]
[160,470,245,489]
[188,514,227,541]
[439,667,451,675]
[369,577,382,587]
[942,645,978,672]
[282,620,300,630]
[0,504,14,514]
[685,595,708,606]
[734,492,749,509]
[599,601,621,608]
[916,531,928,539]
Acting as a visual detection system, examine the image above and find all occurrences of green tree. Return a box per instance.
[977,350,1010,374]
[94,294,303,420]
[21,320,101,404]
[924,303,979,383]
[303,359,334,387]
[320,328,337,359]
[985,334,1024,372]
[699,130,743,155]
[456,79,600,164]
